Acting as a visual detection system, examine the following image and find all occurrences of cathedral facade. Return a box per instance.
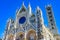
[3,3,59,40]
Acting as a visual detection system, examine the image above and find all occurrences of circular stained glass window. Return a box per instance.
[19,17,26,24]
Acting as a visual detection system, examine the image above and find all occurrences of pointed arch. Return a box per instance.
[7,34,14,40]
[16,32,25,40]
[26,29,37,40]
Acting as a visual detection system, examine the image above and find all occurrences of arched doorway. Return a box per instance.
[16,32,24,40]
[26,29,37,40]
[7,34,14,40]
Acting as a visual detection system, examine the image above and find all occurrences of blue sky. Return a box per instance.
[0,0,60,38]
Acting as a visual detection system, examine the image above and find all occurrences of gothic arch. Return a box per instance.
[16,32,25,40]
[26,29,37,40]
[7,34,14,40]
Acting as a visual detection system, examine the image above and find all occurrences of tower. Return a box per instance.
[46,5,57,35]
[36,6,44,40]
[28,3,32,24]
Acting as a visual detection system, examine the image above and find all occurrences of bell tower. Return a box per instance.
[36,6,44,40]
[46,5,58,35]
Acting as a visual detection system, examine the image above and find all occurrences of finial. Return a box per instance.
[28,2,31,7]
[37,6,40,10]
[28,2,32,16]
[22,2,24,6]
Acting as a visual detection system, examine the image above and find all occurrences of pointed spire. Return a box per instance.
[18,2,26,13]
[22,2,25,8]
[28,3,32,24]
[22,2,24,6]
[28,2,32,15]
[28,2,31,8]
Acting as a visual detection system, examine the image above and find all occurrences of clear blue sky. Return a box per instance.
[0,0,60,38]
